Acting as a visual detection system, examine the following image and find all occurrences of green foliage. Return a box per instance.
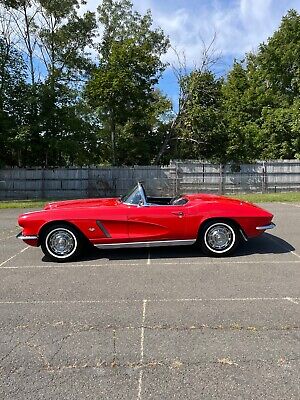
[222,60,262,162]
[0,0,98,167]
[85,0,170,165]
[177,70,226,162]
[161,10,299,164]
[221,9,300,162]
[0,4,299,167]
[0,36,30,166]
[257,10,300,102]
[38,1,96,79]
[260,102,300,159]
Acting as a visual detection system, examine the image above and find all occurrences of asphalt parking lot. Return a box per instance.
[0,203,299,399]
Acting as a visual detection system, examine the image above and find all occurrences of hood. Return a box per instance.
[44,197,120,210]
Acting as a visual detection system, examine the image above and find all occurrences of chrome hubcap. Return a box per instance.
[48,230,75,256]
[206,225,233,251]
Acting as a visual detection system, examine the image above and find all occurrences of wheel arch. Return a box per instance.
[38,220,89,246]
[198,217,247,241]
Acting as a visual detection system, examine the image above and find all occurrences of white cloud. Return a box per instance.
[240,0,273,21]
[84,0,300,71]
[131,0,300,68]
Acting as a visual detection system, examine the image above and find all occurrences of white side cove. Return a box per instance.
[95,239,196,249]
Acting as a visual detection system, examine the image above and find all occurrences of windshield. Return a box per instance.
[121,184,146,205]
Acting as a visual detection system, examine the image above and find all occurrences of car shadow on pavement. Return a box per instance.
[62,232,296,263]
[233,233,295,257]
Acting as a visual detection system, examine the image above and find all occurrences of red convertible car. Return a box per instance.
[17,183,275,262]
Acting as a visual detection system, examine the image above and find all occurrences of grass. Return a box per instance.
[229,192,300,203]
[0,199,50,209]
[0,192,300,209]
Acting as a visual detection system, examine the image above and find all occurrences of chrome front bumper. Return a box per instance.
[256,223,276,231]
[16,232,39,240]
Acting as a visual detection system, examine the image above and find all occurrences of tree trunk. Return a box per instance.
[110,112,116,165]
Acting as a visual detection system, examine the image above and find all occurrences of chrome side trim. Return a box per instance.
[95,239,196,249]
[16,232,38,240]
[96,221,111,238]
[256,223,276,230]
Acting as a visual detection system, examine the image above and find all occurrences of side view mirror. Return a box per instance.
[138,199,144,207]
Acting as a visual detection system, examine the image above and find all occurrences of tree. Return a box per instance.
[1,0,38,85]
[153,33,221,165]
[1,0,97,166]
[257,9,300,104]
[33,0,97,166]
[222,9,300,162]
[254,9,300,159]
[221,59,261,162]
[0,35,30,166]
[85,0,170,165]
[176,70,226,161]
[259,102,300,159]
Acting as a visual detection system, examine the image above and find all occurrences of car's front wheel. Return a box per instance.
[199,220,240,256]
[41,224,83,262]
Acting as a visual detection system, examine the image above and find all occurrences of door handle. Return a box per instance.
[172,211,184,218]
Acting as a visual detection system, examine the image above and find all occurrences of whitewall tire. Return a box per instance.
[41,224,83,262]
[199,221,240,256]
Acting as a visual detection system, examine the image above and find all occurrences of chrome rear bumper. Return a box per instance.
[256,223,276,231]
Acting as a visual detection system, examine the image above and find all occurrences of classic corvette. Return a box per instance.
[17,183,275,262]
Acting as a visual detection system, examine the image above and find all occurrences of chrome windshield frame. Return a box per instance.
[121,182,148,207]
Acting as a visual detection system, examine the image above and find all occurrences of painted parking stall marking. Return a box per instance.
[0,297,299,305]
[0,260,300,270]
[137,300,147,400]
[0,246,29,267]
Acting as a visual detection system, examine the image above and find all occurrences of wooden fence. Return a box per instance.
[173,160,300,194]
[0,160,299,200]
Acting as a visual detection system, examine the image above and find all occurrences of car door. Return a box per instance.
[126,203,188,241]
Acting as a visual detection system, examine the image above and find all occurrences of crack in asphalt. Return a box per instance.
[1,357,299,375]
[0,330,40,364]
[4,322,300,333]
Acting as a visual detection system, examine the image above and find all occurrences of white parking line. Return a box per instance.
[0,246,29,268]
[140,300,147,361]
[0,234,16,242]
[137,369,144,400]
[0,228,18,238]
[0,260,300,270]
[137,300,147,400]
[149,297,300,303]
[0,297,298,305]
[0,299,138,305]
[284,297,299,305]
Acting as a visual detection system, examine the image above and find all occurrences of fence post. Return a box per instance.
[41,168,45,199]
[219,164,225,194]
[262,161,268,193]
[173,162,178,196]
[87,167,92,197]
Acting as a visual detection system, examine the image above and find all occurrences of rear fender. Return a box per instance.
[198,217,247,241]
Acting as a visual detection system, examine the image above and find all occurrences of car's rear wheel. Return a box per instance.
[41,224,83,262]
[199,220,240,256]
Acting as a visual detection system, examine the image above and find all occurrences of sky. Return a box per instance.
[84,0,300,103]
